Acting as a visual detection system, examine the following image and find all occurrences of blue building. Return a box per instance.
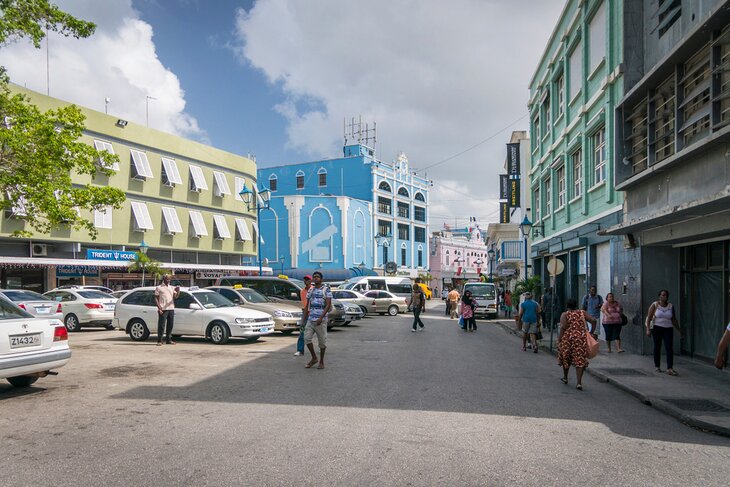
[255,143,430,279]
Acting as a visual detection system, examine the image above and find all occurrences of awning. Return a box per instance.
[0,256,271,274]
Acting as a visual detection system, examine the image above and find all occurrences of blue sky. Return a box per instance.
[0,0,565,227]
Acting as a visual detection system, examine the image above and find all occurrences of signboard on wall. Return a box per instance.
[507,143,520,176]
[56,265,99,277]
[509,179,520,208]
[500,202,510,223]
[499,175,509,200]
[86,249,136,261]
[195,272,226,279]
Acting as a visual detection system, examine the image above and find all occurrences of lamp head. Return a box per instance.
[259,187,271,204]
[139,240,149,255]
[519,215,533,237]
[239,186,253,205]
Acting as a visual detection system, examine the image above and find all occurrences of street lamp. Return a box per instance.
[487,246,495,282]
[139,240,149,286]
[519,216,533,279]
[240,184,271,276]
[374,233,392,269]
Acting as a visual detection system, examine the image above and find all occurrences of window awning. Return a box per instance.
[93,139,119,171]
[251,221,264,244]
[161,157,182,185]
[235,218,252,241]
[130,149,154,179]
[213,171,231,196]
[130,201,153,231]
[161,206,182,234]
[189,165,208,191]
[213,214,231,239]
[189,210,208,237]
[0,256,271,274]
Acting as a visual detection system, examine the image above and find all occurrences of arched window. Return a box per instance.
[400,242,407,266]
[317,167,327,187]
[379,181,392,192]
[296,170,305,190]
[269,174,278,192]
[397,187,409,197]
[445,250,450,266]
[414,192,425,202]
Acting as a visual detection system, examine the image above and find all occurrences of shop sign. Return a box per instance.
[507,142,520,176]
[87,249,136,261]
[195,272,226,279]
[499,175,509,200]
[57,265,99,277]
[509,179,520,208]
[500,202,510,223]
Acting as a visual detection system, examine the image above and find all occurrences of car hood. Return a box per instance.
[207,307,273,320]
[242,302,301,314]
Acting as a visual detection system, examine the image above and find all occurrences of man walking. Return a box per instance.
[302,271,331,370]
[582,285,603,337]
[518,292,541,353]
[294,275,312,356]
[154,274,180,346]
[448,287,460,319]
[411,283,426,332]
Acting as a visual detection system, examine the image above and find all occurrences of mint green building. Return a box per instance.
[0,86,262,292]
[527,0,626,312]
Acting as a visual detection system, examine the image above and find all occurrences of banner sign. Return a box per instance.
[507,143,520,176]
[500,202,510,223]
[509,179,520,208]
[195,272,226,279]
[87,249,136,261]
[499,175,509,200]
[56,265,99,277]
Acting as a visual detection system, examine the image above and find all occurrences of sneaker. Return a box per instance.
[411,329,416,332]
[294,351,303,356]
[419,326,425,331]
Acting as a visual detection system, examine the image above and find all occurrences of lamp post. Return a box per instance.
[487,246,495,282]
[519,216,533,280]
[374,233,392,270]
[139,240,149,286]
[240,184,271,276]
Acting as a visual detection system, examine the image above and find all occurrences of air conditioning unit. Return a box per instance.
[31,243,48,257]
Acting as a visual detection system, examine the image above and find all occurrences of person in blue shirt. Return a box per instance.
[582,286,603,337]
[518,292,542,353]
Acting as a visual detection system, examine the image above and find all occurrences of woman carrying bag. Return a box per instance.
[558,298,598,390]
[460,290,477,332]
[645,289,681,376]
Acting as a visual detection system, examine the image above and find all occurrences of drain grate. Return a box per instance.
[597,368,649,376]
[661,398,730,413]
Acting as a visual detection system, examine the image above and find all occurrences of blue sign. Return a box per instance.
[86,249,137,261]
[57,265,99,278]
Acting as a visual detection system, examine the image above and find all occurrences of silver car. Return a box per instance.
[207,286,303,334]
[363,290,408,316]
[331,289,375,316]
[0,289,63,320]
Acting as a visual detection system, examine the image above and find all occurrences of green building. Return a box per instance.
[0,86,262,292]
[527,0,627,326]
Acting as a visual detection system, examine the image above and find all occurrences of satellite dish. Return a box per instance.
[385,261,398,274]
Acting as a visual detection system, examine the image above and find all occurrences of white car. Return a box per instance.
[44,289,118,332]
[0,289,63,320]
[113,287,275,344]
[0,295,71,388]
[53,285,114,295]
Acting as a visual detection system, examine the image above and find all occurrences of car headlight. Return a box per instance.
[274,310,293,318]
[235,317,256,324]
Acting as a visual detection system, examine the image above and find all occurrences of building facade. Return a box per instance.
[429,226,489,292]
[607,0,730,360]
[485,223,523,290]
[1,86,264,292]
[257,144,430,278]
[527,0,628,343]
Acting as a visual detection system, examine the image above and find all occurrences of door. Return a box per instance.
[173,292,204,335]
[690,272,723,359]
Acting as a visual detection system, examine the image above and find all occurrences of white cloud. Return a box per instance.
[233,0,562,227]
[0,0,205,140]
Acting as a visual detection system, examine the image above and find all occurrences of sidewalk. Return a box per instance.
[493,319,730,437]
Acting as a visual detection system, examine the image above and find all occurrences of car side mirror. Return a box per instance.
[290,292,298,299]
[189,303,202,310]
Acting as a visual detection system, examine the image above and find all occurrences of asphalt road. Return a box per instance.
[2,303,730,486]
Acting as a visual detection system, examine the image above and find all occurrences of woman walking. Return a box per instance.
[601,292,624,353]
[558,298,598,390]
[645,290,681,376]
[504,290,513,318]
[460,290,477,332]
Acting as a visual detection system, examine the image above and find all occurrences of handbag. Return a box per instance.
[586,330,599,359]
[620,313,628,326]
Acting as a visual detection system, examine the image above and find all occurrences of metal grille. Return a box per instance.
[254,318,270,323]
[596,368,649,376]
[661,398,730,413]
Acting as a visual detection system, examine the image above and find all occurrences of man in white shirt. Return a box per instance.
[154,274,180,346]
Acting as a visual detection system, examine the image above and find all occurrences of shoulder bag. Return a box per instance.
[585,330,599,359]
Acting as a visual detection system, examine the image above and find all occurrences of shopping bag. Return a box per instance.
[586,330,599,359]
[458,316,465,329]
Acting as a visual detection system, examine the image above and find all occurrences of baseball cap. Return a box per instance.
[303,275,312,280]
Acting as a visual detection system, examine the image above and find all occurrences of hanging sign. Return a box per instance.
[499,175,509,200]
[507,143,520,176]
[509,179,520,208]
[500,202,510,223]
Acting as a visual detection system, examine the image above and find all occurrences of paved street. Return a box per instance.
[2,303,730,486]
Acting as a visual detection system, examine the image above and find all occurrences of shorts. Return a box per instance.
[522,322,539,335]
[304,320,327,348]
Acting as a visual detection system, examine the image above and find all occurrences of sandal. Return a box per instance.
[667,369,678,376]
[576,384,583,391]
[305,359,318,368]
[317,363,325,370]
[560,377,568,385]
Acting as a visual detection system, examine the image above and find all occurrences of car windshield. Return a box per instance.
[465,285,495,299]
[193,291,235,308]
[0,296,33,319]
[239,288,268,304]
[2,290,50,302]
[78,290,114,300]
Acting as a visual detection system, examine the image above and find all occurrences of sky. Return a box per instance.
[0,0,565,230]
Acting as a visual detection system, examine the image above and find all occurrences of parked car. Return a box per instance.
[363,290,408,316]
[341,302,365,325]
[53,285,114,295]
[113,287,275,344]
[0,295,71,388]
[110,290,130,299]
[415,283,432,300]
[331,289,375,316]
[0,289,63,319]
[44,289,118,332]
[213,276,301,302]
[207,286,302,334]
[341,276,414,299]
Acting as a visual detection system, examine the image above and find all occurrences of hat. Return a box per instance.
[303,275,312,280]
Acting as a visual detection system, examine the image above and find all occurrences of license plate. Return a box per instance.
[35,307,51,314]
[259,327,269,333]
[10,333,41,348]
[105,304,115,311]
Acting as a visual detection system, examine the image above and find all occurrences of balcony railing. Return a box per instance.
[500,240,523,261]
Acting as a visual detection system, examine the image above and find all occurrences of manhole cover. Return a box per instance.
[661,398,730,413]
[596,368,648,376]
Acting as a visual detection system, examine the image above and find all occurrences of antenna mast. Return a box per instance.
[344,115,377,151]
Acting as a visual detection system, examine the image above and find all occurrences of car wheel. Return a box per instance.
[358,306,368,317]
[7,376,38,387]
[388,305,399,316]
[128,319,150,342]
[209,322,230,345]
[64,314,81,332]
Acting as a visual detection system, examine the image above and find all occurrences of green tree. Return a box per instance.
[0,0,125,238]
[513,276,542,298]
[127,252,163,286]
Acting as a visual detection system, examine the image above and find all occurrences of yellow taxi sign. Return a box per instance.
[278,274,289,280]
[233,284,243,289]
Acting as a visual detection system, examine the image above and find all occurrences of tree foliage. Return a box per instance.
[0,0,125,238]
[127,252,164,284]
[513,276,542,298]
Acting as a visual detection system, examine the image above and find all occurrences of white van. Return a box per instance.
[342,276,414,299]
[463,282,497,318]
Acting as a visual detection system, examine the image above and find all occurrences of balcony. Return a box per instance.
[499,240,523,262]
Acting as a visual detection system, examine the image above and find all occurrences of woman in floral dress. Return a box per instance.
[558,298,597,390]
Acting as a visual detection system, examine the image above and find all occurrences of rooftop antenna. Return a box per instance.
[105,97,111,114]
[344,115,377,153]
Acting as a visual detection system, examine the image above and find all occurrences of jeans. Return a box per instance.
[464,316,477,331]
[652,326,674,369]
[157,310,174,343]
[412,308,425,330]
[444,301,450,316]
[296,315,305,353]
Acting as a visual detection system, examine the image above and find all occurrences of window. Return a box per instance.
[379,181,392,192]
[189,211,208,237]
[569,41,582,100]
[542,92,551,136]
[235,218,252,241]
[557,165,566,208]
[189,165,208,192]
[213,215,231,240]
[93,139,119,171]
[317,168,327,187]
[414,226,426,243]
[94,206,112,229]
[626,98,649,174]
[654,75,675,163]
[401,245,407,266]
[589,2,606,71]
[534,186,541,221]
[161,206,182,234]
[129,149,154,180]
[397,202,410,219]
[418,248,423,267]
[377,197,392,214]
[234,176,246,201]
[572,150,583,198]
[556,74,565,118]
[213,171,231,197]
[161,157,182,186]
[130,201,153,232]
[414,192,425,202]
[446,250,450,266]
[397,187,409,197]
[532,113,540,145]
[296,170,305,189]
[398,223,409,241]
[544,177,552,216]
[592,128,606,185]
[414,206,426,222]
[657,0,681,37]
[680,45,711,147]
[268,175,277,192]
